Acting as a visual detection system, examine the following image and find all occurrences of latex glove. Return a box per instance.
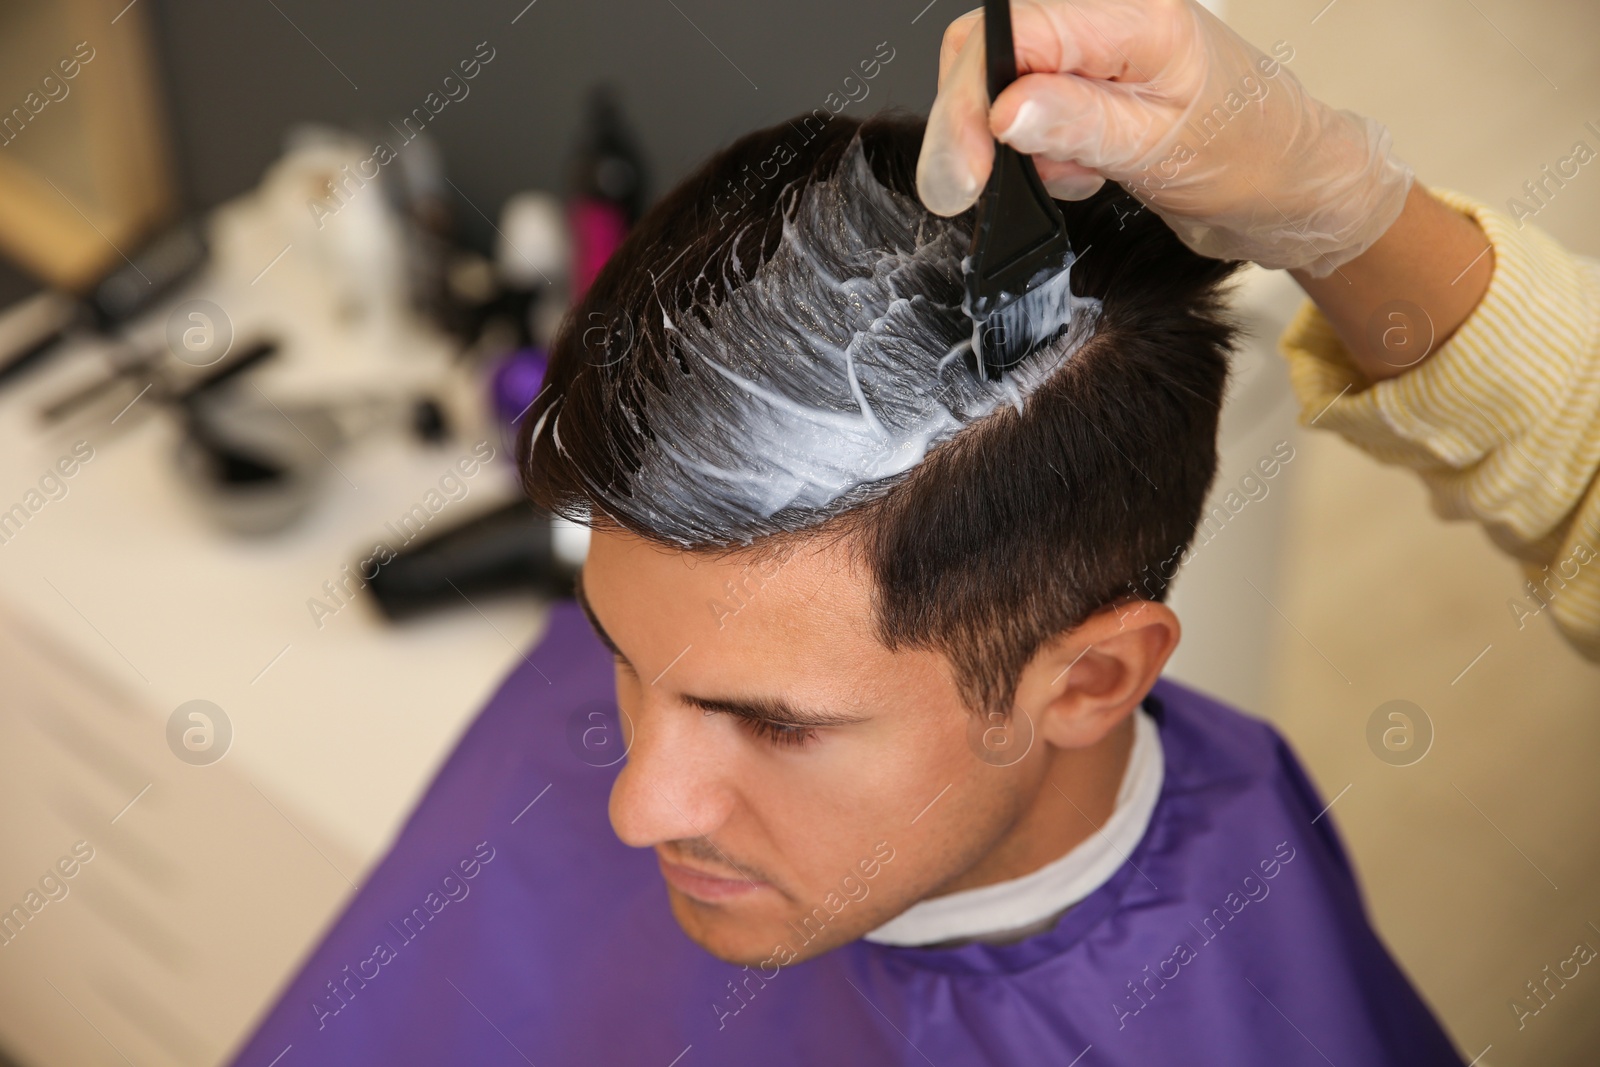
[917,0,1414,276]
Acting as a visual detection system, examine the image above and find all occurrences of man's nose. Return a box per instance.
[608,696,736,848]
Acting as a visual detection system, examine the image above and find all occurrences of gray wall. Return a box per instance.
[145,0,948,237]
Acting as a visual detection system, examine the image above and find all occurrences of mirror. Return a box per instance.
[0,0,175,291]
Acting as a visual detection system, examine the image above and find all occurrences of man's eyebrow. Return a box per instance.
[572,570,626,662]
[681,693,869,729]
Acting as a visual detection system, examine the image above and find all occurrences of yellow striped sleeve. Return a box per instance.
[1279,188,1600,657]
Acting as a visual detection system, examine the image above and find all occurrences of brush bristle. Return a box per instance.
[967,255,1086,380]
[977,298,1046,377]
[961,139,1082,379]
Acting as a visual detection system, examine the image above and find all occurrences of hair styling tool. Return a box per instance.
[964,0,1078,379]
[365,500,578,619]
[0,292,79,387]
[0,222,205,391]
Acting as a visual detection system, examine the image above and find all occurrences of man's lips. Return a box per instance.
[657,855,769,903]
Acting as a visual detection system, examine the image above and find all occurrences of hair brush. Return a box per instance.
[963,0,1078,379]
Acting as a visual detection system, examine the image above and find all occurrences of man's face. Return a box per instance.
[577,529,1044,966]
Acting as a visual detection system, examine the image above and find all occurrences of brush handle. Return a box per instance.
[983,0,1017,101]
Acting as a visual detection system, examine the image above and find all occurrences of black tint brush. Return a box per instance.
[964,0,1078,379]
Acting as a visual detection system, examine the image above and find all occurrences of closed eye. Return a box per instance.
[724,713,818,749]
[689,695,866,751]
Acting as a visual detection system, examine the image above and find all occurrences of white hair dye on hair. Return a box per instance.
[535,132,1100,547]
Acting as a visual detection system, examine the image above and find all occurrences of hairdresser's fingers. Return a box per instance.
[1033,158,1107,201]
[991,72,1173,172]
[920,22,994,216]
[1018,0,1193,84]
[926,0,1202,213]
[936,8,983,89]
[940,0,1194,90]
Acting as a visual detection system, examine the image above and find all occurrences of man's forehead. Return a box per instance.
[582,527,878,652]
[579,528,910,726]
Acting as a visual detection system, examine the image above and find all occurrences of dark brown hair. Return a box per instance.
[522,111,1240,716]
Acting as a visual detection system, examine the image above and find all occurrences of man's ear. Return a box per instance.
[1012,600,1180,751]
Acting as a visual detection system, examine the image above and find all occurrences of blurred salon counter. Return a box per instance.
[0,186,550,1066]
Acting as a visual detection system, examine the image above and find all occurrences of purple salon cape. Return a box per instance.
[231,601,1464,1066]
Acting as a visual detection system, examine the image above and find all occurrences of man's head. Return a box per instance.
[522,112,1238,966]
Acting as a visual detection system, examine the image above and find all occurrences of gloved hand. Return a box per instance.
[917,0,1415,276]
